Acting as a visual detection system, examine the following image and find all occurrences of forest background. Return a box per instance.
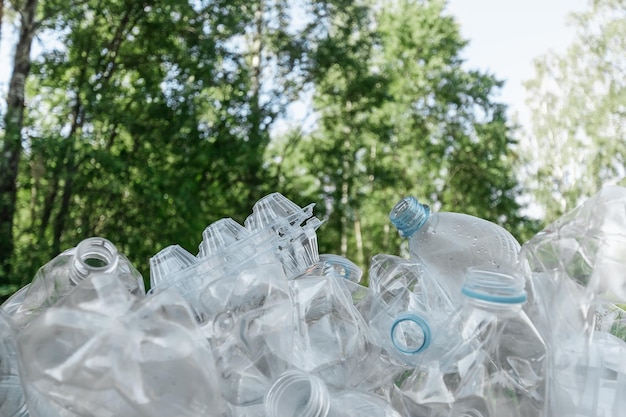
[1,0,625,298]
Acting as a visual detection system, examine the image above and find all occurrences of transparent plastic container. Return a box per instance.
[0,310,28,417]
[3,237,144,328]
[264,369,402,417]
[16,273,224,417]
[389,196,520,302]
[289,272,384,391]
[192,262,296,406]
[367,254,458,369]
[399,266,546,417]
[245,193,322,279]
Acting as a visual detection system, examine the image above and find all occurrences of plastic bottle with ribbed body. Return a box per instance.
[389,196,521,302]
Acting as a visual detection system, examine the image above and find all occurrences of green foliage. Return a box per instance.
[1,0,538,297]
[522,0,626,223]
[270,0,537,280]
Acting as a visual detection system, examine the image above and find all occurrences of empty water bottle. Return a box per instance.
[0,310,28,417]
[4,237,144,328]
[519,185,626,417]
[149,244,197,288]
[194,262,296,407]
[399,265,546,417]
[16,273,224,417]
[389,196,521,302]
[264,369,402,417]
[367,254,459,370]
[290,272,385,391]
[245,192,322,278]
[149,218,278,311]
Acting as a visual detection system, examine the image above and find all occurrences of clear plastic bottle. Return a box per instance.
[3,237,145,328]
[0,310,28,417]
[289,272,384,391]
[367,254,459,369]
[196,262,296,407]
[401,266,546,417]
[389,196,520,302]
[16,273,224,417]
[264,369,402,417]
[149,244,197,288]
[245,192,322,279]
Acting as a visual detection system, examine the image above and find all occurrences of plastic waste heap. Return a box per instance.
[1,188,626,417]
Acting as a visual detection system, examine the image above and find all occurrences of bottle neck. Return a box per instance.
[390,312,431,355]
[461,266,527,315]
[265,370,330,417]
[70,237,119,284]
[389,196,430,237]
[463,296,524,316]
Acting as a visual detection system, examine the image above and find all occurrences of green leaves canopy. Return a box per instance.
[1,0,536,295]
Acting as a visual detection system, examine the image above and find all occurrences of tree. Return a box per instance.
[4,0,361,292]
[522,0,626,222]
[270,0,534,278]
[0,0,38,290]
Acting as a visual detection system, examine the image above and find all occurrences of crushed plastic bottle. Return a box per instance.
[16,272,224,417]
[389,196,521,302]
[398,266,546,417]
[194,262,296,407]
[520,185,626,417]
[264,369,402,417]
[3,237,145,328]
[367,254,459,370]
[0,310,28,417]
[149,244,197,288]
[290,272,384,390]
[245,192,323,279]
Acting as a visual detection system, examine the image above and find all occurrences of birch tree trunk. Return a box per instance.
[0,0,39,283]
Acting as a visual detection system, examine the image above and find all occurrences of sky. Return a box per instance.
[445,0,589,128]
[1,0,590,130]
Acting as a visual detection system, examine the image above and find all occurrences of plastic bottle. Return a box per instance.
[389,196,520,302]
[149,218,278,315]
[519,186,626,346]
[16,273,224,417]
[149,244,198,288]
[289,271,385,391]
[245,192,322,279]
[3,237,145,328]
[367,254,459,369]
[399,266,546,417]
[0,310,28,417]
[264,369,402,417]
[195,262,296,407]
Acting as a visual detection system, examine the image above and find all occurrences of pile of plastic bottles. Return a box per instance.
[2,186,626,417]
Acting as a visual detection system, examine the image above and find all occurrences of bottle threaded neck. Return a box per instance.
[71,237,119,284]
[391,312,431,355]
[389,196,430,237]
[265,370,330,417]
[461,266,527,305]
